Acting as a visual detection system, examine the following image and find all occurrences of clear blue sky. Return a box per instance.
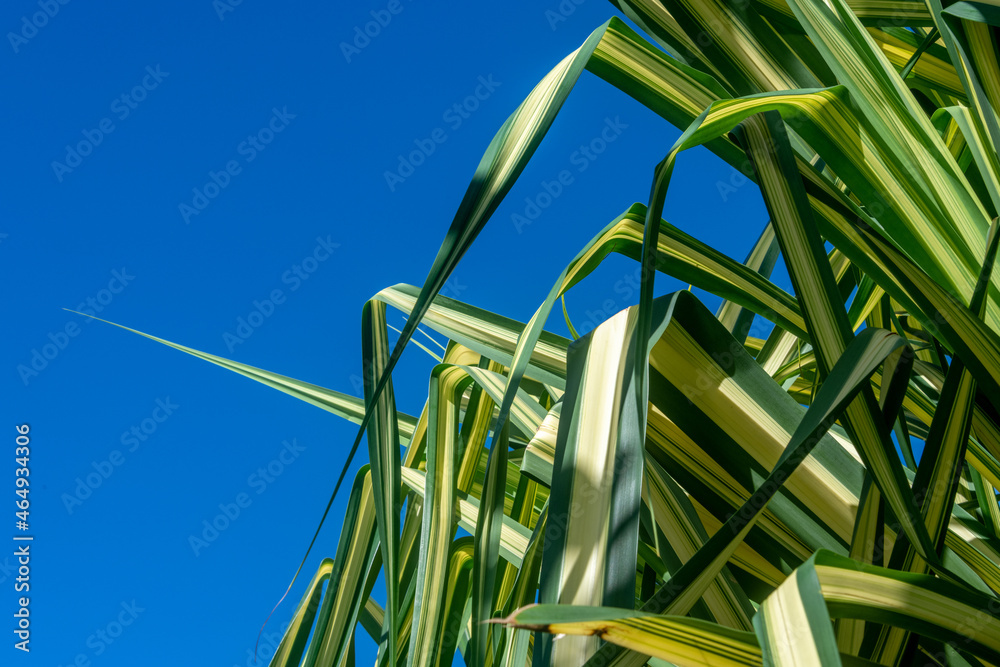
[1,1,775,665]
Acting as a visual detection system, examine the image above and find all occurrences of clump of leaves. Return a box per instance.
[93,0,1000,664]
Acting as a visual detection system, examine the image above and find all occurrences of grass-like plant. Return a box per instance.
[90,0,1000,664]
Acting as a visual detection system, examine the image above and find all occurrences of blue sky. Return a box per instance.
[1,1,775,665]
